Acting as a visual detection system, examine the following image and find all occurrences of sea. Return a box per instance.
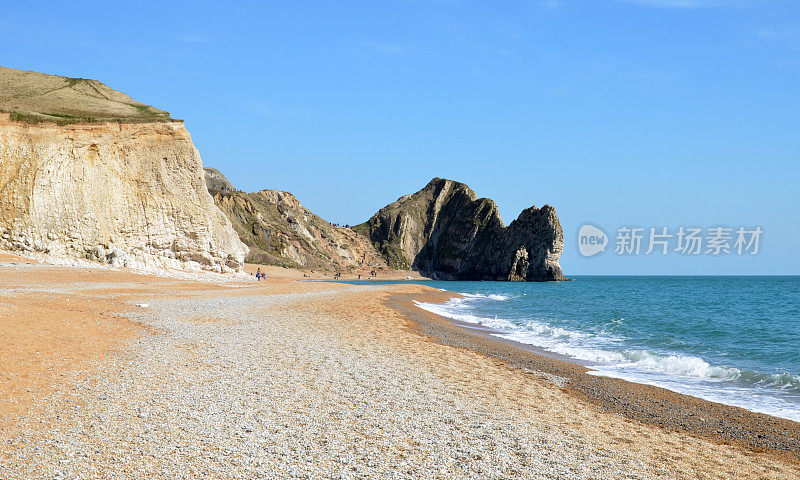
[347,276,800,422]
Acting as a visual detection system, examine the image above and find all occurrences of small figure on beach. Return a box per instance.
[256,267,263,281]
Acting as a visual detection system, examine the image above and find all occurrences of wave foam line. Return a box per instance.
[414,292,800,422]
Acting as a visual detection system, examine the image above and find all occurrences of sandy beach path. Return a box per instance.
[0,261,797,479]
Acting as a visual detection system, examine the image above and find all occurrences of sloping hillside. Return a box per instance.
[204,168,388,272]
[0,66,170,124]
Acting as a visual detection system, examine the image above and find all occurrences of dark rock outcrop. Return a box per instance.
[353,178,566,281]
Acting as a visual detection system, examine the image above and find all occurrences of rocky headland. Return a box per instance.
[205,171,566,281]
[354,178,566,281]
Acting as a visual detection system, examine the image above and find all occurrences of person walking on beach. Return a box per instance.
[256,267,262,281]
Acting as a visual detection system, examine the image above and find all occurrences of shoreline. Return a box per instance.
[387,290,800,461]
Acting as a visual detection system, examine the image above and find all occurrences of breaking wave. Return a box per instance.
[414,290,800,421]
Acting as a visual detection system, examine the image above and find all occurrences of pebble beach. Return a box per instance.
[1,257,798,479]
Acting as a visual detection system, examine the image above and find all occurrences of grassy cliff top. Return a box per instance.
[0,66,172,124]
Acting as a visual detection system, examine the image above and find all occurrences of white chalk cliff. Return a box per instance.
[0,67,247,271]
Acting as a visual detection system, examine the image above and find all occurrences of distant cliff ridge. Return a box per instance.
[354,178,566,281]
[0,66,247,272]
[204,168,388,271]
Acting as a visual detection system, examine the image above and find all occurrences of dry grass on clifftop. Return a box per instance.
[0,66,171,124]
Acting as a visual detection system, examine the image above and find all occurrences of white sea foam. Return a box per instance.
[499,331,747,382]
[459,292,511,301]
[419,296,742,381]
[587,368,800,422]
[414,299,517,331]
[414,293,800,422]
[620,350,740,379]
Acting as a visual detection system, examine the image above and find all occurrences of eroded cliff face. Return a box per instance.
[205,168,387,271]
[354,178,566,281]
[0,116,248,272]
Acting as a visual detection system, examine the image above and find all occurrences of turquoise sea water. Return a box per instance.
[348,276,800,421]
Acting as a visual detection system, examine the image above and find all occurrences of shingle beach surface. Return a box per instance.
[0,262,797,479]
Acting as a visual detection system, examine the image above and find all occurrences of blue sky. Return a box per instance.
[2,0,798,274]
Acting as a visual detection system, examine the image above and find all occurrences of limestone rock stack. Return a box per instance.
[354,178,566,281]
